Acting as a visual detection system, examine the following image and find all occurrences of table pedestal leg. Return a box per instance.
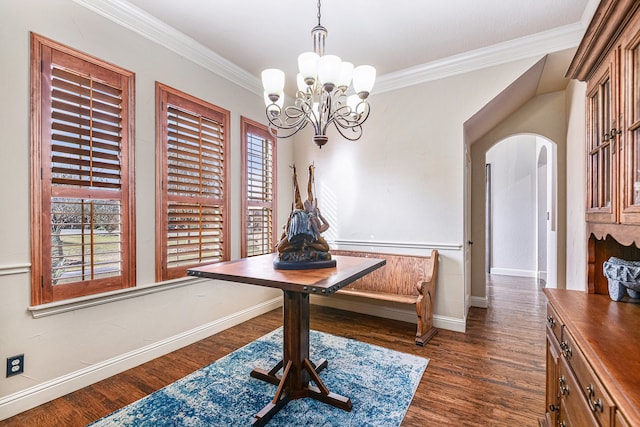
[250,291,352,426]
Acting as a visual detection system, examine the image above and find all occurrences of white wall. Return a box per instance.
[296,58,541,329]
[0,0,292,418]
[564,80,587,290]
[486,135,538,277]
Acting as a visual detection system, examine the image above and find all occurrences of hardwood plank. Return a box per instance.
[1,275,546,426]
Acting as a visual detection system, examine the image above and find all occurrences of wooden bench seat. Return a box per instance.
[331,249,439,345]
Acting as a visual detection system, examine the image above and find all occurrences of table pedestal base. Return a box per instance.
[249,291,352,426]
[250,358,352,426]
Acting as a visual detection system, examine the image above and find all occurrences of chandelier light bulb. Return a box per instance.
[317,55,342,91]
[261,68,285,99]
[298,52,319,85]
[352,65,376,99]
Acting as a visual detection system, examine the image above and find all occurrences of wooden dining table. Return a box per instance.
[187,253,385,426]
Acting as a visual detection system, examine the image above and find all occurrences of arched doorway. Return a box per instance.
[470,133,558,307]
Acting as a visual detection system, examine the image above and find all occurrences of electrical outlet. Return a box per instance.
[6,355,24,377]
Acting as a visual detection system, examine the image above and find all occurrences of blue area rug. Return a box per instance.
[89,328,428,426]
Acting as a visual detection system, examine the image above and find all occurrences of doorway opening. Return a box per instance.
[484,135,557,289]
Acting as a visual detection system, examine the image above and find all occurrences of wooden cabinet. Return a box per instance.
[552,3,640,424]
[621,16,640,223]
[568,0,640,293]
[542,290,640,427]
[549,3,640,426]
[569,0,640,226]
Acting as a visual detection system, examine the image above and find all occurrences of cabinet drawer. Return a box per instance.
[561,328,615,427]
[559,357,598,426]
[546,303,562,342]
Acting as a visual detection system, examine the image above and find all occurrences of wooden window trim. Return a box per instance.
[241,117,277,258]
[155,83,230,281]
[30,33,136,305]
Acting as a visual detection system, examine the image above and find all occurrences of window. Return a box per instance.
[241,117,277,257]
[30,33,136,305]
[156,83,230,280]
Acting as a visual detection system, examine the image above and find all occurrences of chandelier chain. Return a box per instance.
[317,0,322,26]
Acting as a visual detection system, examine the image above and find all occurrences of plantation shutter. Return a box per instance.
[241,117,277,258]
[50,67,123,189]
[157,84,230,280]
[31,33,135,304]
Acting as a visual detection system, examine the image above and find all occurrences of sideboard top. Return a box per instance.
[544,289,640,425]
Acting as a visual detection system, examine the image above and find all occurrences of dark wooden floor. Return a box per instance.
[1,275,547,426]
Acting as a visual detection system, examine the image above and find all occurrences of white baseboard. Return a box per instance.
[311,295,466,333]
[0,297,282,421]
[490,268,537,278]
[470,296,488,308]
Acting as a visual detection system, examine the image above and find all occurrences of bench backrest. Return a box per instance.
[332,249,438,297]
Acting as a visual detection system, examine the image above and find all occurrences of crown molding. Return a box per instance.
[374,23,586,94]
[71,0,262,95]
[73,0,587,96]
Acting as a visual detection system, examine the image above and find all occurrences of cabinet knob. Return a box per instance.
[560,340,572,359]
[546,315,556,328]
[587,384,604,412]
[559,375,569,395]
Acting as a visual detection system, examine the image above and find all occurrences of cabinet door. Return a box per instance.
[545,328,561,426]
[621,18,640,223]
[586,49,619,223]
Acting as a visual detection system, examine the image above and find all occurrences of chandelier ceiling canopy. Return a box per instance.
[261,0,376,148]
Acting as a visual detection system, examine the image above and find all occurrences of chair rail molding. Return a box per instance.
[331,239,462,252]
[0,263,31,277]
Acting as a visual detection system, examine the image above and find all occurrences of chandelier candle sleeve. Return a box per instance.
[261,0,375,148]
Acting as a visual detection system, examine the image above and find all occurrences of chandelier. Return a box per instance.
[261,0,376,148]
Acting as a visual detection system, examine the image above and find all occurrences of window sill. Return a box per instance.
[28,276,209,318]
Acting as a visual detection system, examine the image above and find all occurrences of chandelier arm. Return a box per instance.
[324,104,354,129]
[267,107,305,133]
[317,89,331,136]
[265,102,321,140]
[324,101,370,131]
[333,122,363,141]
[321,89,348,131]
[300,96,323,136]
[267,118,308,139]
